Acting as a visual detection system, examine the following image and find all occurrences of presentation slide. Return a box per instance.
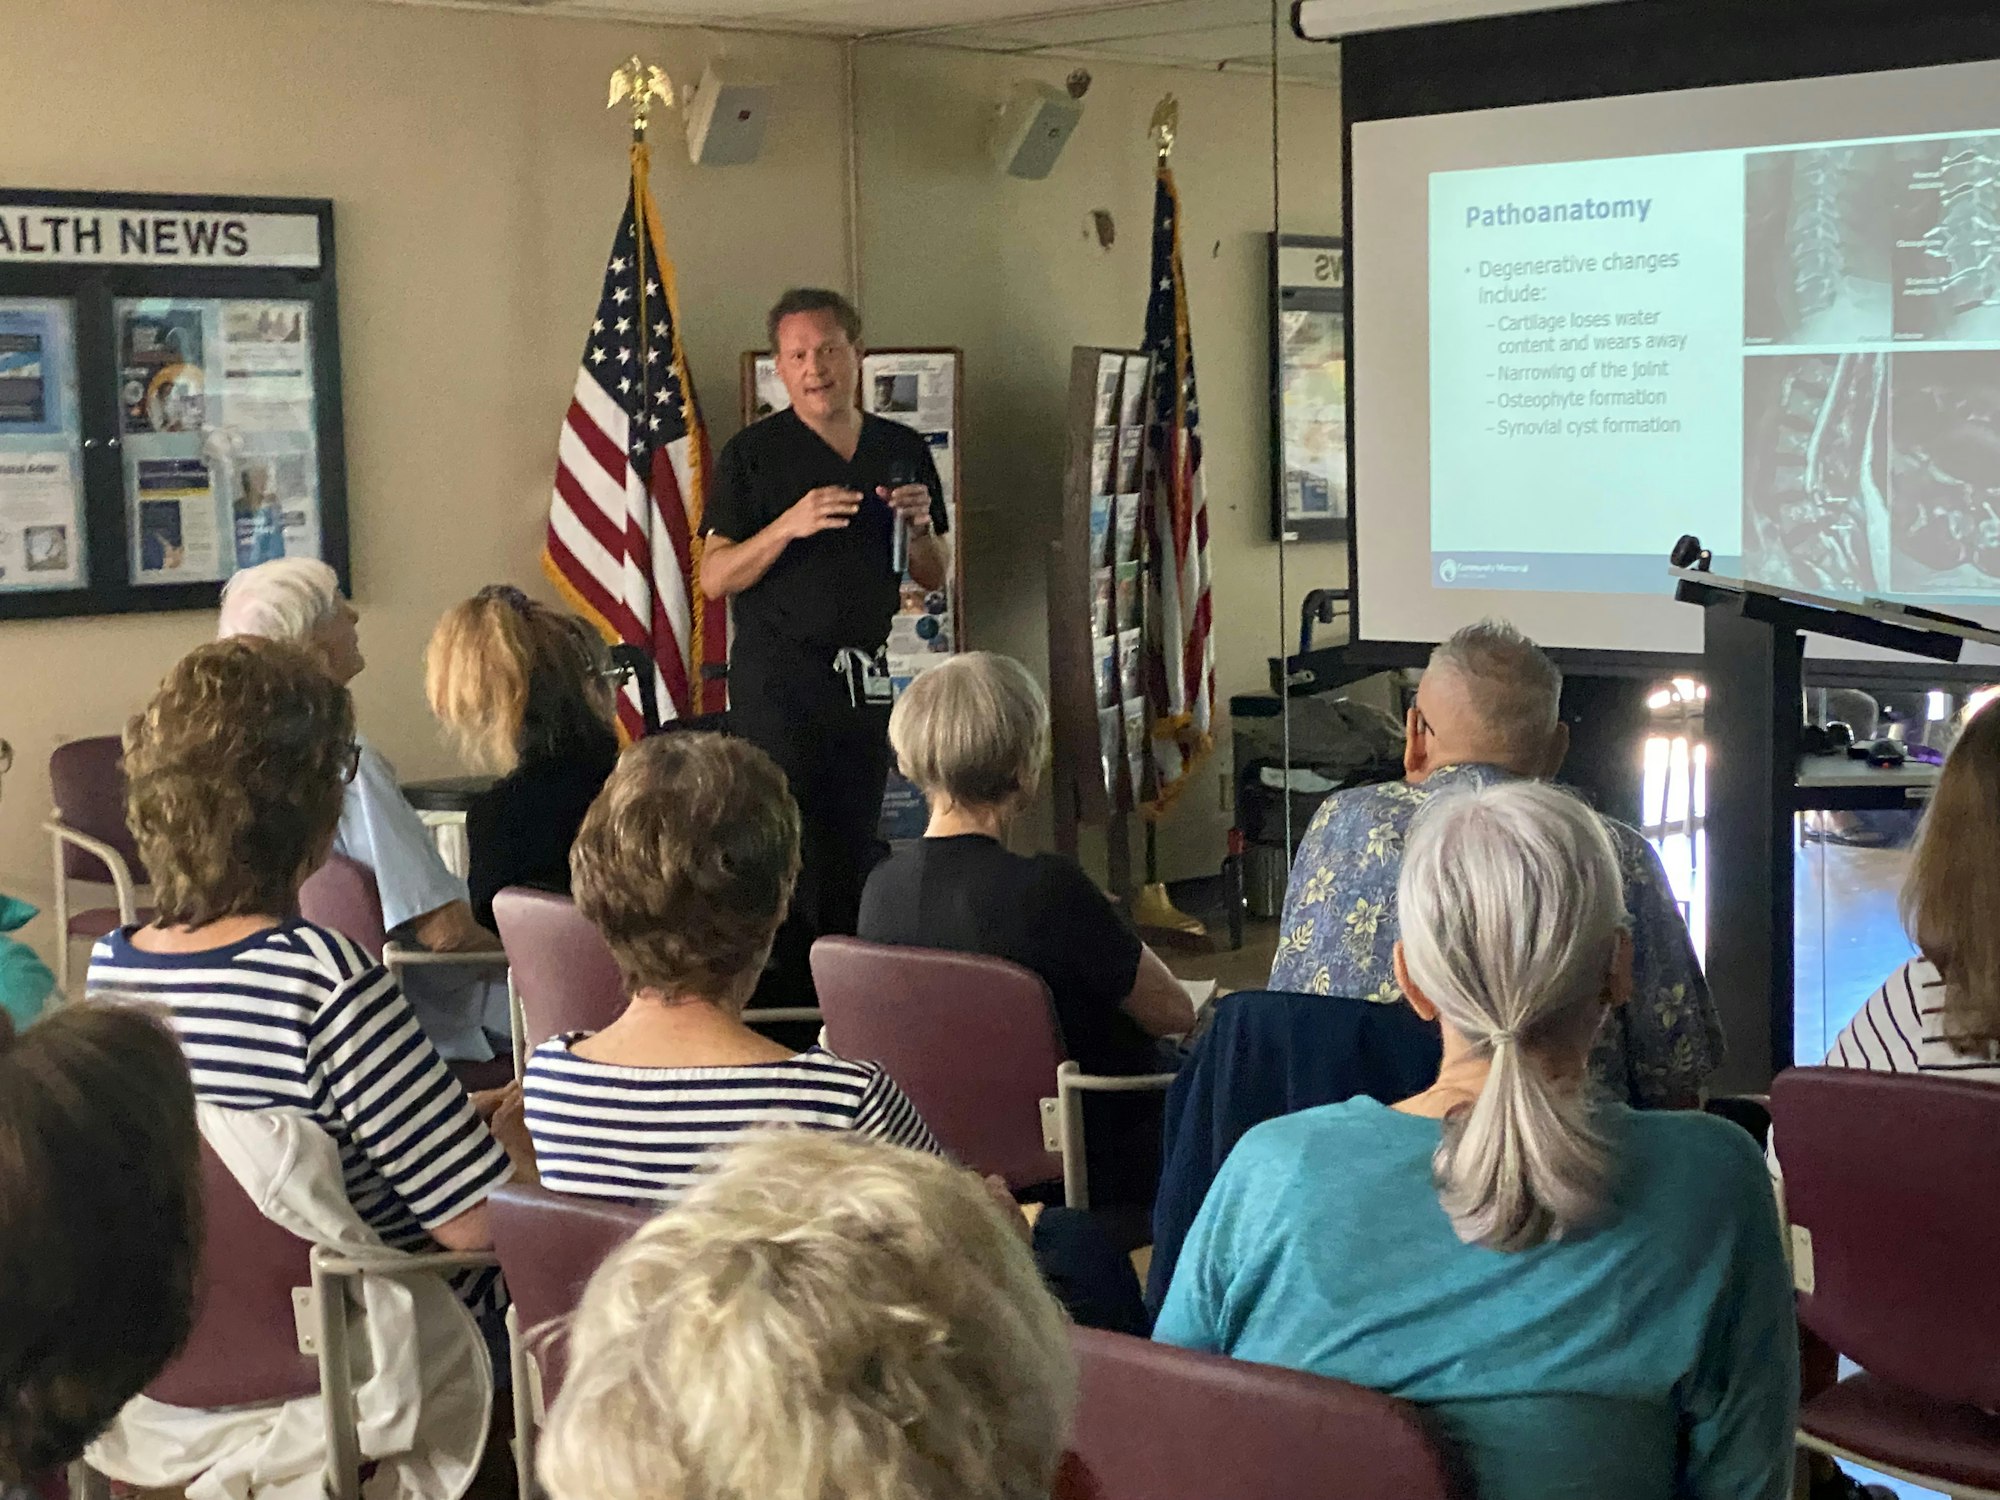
[1352,57,2000,660]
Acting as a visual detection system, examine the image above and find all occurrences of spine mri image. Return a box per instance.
[1743,134,2000,595]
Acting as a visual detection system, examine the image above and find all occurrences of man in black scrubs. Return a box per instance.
[702,288,949,1003]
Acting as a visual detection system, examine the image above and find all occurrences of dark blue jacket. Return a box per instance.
[1146,989,1442,1311]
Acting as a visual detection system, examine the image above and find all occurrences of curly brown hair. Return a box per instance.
[0,1003,200,1481]
[125,637,355,927]
[570,733,800,1008]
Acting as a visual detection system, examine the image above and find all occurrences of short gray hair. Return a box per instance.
[1398,779,1626,1251]
[538,1131,1076,1500]
[216,558,341,645]
[1427,620,1562,760]
[889,653,1050,810]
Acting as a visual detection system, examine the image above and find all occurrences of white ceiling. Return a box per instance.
[369,0,1600,82]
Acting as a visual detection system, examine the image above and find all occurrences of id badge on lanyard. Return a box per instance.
[833,647,894,708]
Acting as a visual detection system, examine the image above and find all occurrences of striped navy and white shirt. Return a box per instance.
[523,1035,942,1201]
[88,920,514,1308]
[1826,957,2000,1081]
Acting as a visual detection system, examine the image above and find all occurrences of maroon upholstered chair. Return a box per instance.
[299,854,390,959]
[490,887,626,1067]
[488,1182,654,1500]
[1772,1067,2000,1497]
[810,937,1173,1204]
[148,1141,321,1411]
[301,854,511,1090]
[45,735,151,995]
[97,1138,496,1500]
[492,887,820,1080]
[1058,1327,1463,1500]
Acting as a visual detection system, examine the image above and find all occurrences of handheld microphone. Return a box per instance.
[886,459,918,575]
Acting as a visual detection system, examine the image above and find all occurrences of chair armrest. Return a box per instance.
[741,1006,823,1025]
[383,941,510,973]
[1057,1070,1177,1094]
[306,1244,500,1500]
[1051,1063,1178,1210]
[311,1245,499,1279]
[44,819,140,923]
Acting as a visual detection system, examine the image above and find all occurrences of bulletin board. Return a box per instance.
[0,188,347,620]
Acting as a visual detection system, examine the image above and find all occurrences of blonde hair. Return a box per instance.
[424,588,614,776]
[538,1131,1076,1500]
[1902,700,2000,1058]
[125,638,354,926]
[1398,780,1625,1251]
[570,733,801,1006]
[889,653,1050,811]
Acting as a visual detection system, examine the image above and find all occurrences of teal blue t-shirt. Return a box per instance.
[1155,1098,1797,1500]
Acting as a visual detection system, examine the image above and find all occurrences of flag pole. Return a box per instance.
[1131,94,1209,946]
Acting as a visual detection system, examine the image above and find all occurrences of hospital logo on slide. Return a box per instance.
[1439,558,1460,584]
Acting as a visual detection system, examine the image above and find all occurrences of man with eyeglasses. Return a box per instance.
[1268,619,1721,1110]
[701,288,950,1005]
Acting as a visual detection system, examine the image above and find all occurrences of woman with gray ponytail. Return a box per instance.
[1157,781,1798,1500]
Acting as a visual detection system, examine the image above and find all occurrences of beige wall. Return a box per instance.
[0,0,851,966]
[0,0,1340,968]
[851,43,1345,876]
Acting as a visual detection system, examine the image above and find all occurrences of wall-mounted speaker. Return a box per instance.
[685,62,770,168]
[990,80,1083,181]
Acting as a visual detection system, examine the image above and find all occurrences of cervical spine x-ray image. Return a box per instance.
[1893,137,2000,340]
[1745,147,1898,345]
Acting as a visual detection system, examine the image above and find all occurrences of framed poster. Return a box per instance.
[0,188,346,620]
[0,295,86,590]
[1271,233,1348,543]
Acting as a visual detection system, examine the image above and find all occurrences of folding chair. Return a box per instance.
[488,1181,654,1500]
[1772,1067,2000,1499]
[810,937,1174,1206]
[1060,1326,1463,1500]
[45,735,150,997]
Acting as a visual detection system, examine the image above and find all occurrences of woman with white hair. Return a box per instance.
[1156,780,1797,1500]
[219,558,506,1061]
[537,1129,1076,1500]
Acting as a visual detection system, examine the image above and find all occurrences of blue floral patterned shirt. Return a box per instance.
[1268,762,1722,1107]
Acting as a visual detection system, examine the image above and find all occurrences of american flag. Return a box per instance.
[1140,161,1215,813]
[543,144,726,735]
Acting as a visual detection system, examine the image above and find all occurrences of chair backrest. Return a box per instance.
[811,936,1066,1189]
[147,1140,319,1409]
[491,887,628,1053]
[488,1182,654,1402]
[298,853,388,960]
[48,735,147,884]
[1771,1066,2000,1409]
[1059,1327,1461,1500]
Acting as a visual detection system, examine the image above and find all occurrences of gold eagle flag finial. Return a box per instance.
[608,56,674,139]
[1149,93,1178,165]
